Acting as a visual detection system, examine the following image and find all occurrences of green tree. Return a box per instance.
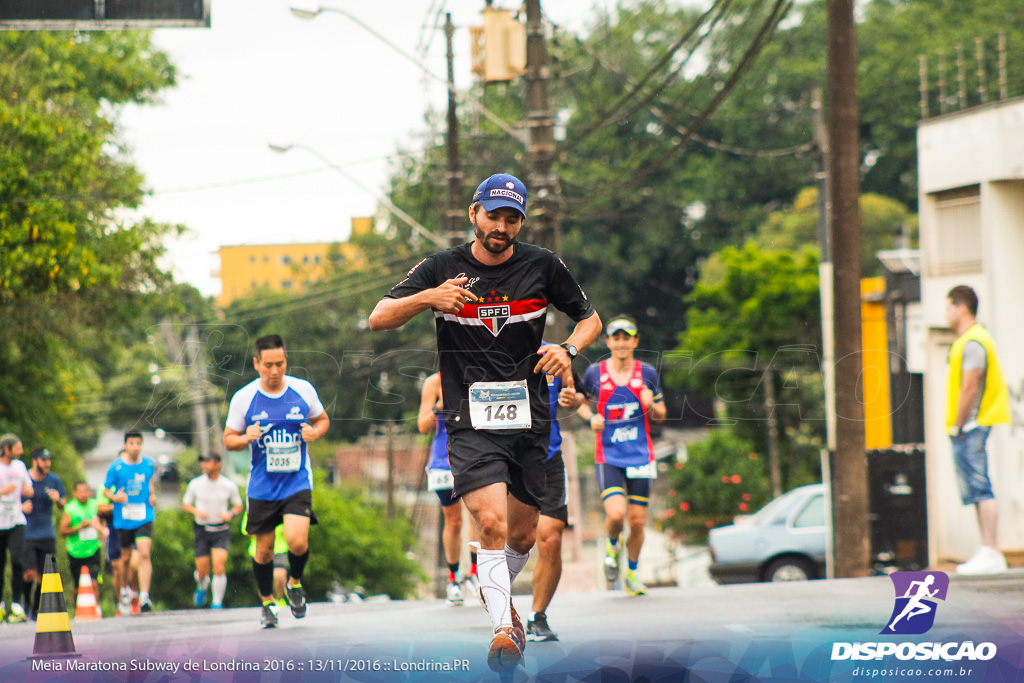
[857,0,1024,207]
[661,429,773,540]
[754,187,916,275]
[673,241,824,492]
[0,31,182,468]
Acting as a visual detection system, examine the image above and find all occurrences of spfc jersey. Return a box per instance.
[387,241,594,435]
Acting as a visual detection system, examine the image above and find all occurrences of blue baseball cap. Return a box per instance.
[472,173,527,217]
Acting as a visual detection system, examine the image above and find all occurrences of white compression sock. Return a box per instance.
[504,544,530,584]
[477,548,512,631]
[212,574,227,605]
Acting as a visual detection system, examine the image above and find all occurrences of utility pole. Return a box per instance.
[764,367,782,499]
[385,419,396,520]
[827,0,870,578]
[524,0,559,256]
[184,325,211,459]
[445,12,465,248]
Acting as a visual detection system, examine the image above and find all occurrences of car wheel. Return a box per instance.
[765,557,813,582]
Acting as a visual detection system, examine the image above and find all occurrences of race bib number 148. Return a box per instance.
[468,380,532,430]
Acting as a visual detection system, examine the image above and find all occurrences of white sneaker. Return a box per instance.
[956,546,1007,575]
[446,580,464,606]
[119,592,133,617]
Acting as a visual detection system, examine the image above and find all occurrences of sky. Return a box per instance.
[119,0,612,297]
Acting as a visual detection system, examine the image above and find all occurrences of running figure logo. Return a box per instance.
[882,571,949,635]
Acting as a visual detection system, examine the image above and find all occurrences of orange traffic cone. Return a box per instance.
[74,566,101,622]
[29,554,81,660]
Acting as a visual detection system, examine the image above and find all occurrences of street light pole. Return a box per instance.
[444,12,466,248]
[289,3,526,145]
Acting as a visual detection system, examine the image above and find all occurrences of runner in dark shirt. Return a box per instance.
[369,173,601,671]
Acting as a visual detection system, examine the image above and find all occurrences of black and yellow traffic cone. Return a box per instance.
[29,554,81,660]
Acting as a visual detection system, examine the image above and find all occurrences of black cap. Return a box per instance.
[199,453,222,462]
[31,447,52,461]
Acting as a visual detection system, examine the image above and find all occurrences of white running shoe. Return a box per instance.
[956,545,1007,575]
[463,572,480,598]
[446,580,464,606]
[119,592,133,617]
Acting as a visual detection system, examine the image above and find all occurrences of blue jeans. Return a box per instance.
[951,426,994,505]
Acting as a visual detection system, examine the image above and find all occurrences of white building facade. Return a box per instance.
[918,97,1024,563]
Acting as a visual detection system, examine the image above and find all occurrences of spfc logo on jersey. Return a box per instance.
[478,304,510,336]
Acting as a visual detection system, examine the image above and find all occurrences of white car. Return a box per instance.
[708,484,827,584]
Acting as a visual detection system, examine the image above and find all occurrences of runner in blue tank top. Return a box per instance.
[527,363,585,642]
[418,372,480,606]
[224,334,330,628]
[577,316,665,596]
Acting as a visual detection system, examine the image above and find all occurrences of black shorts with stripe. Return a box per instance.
[447,428,549,508]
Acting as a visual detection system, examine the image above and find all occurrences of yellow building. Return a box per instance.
[214,241,361,308]
[214,218,373,307]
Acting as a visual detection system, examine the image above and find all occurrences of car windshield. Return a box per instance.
[747,487,811,526]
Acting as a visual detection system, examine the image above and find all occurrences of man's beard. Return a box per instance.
[474,224,515,254]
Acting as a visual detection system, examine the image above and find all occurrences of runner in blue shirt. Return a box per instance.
[23,447,66,620]
[224,334,329,628]
[577,316,666,596]
[418,372,484,606]
[102,431,157,613]
[527,366,585,642]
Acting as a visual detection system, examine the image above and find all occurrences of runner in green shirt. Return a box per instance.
[59,482,109,603]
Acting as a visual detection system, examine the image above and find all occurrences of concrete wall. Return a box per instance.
[918,98,1024,563]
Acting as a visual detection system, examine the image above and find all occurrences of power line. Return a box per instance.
[204,263,415,326]
[568,16,815,159]
[560,0,731,156]
[0,153,409,205]
[564,0,794,196]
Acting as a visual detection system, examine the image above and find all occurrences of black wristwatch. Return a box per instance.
[559,342,578,359]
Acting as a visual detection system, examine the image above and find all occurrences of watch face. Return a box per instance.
[563,344,577,358]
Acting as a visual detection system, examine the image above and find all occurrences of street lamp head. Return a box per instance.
[289,2,321,20]
[268,141,294,154]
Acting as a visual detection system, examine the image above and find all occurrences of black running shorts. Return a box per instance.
[540,450,568,524]
[116,521,154,552]
[68,551,101,589]
[446,428,549,508]
[24,537,56,574]
[245,490,317,536]
[193,525,231,557]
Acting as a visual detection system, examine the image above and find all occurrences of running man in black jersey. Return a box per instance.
[370,173,601,671]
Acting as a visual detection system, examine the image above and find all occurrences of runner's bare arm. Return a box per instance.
[533,312,602,375]
[58,511,74,537]
[369,278,478,331]
[417,373,442,434]
[224,422,262,451]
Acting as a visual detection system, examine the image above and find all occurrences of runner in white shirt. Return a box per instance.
[182,453,243,609]
[0,433,33,622]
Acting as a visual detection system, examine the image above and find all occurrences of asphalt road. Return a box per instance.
[1,570,1022,682]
